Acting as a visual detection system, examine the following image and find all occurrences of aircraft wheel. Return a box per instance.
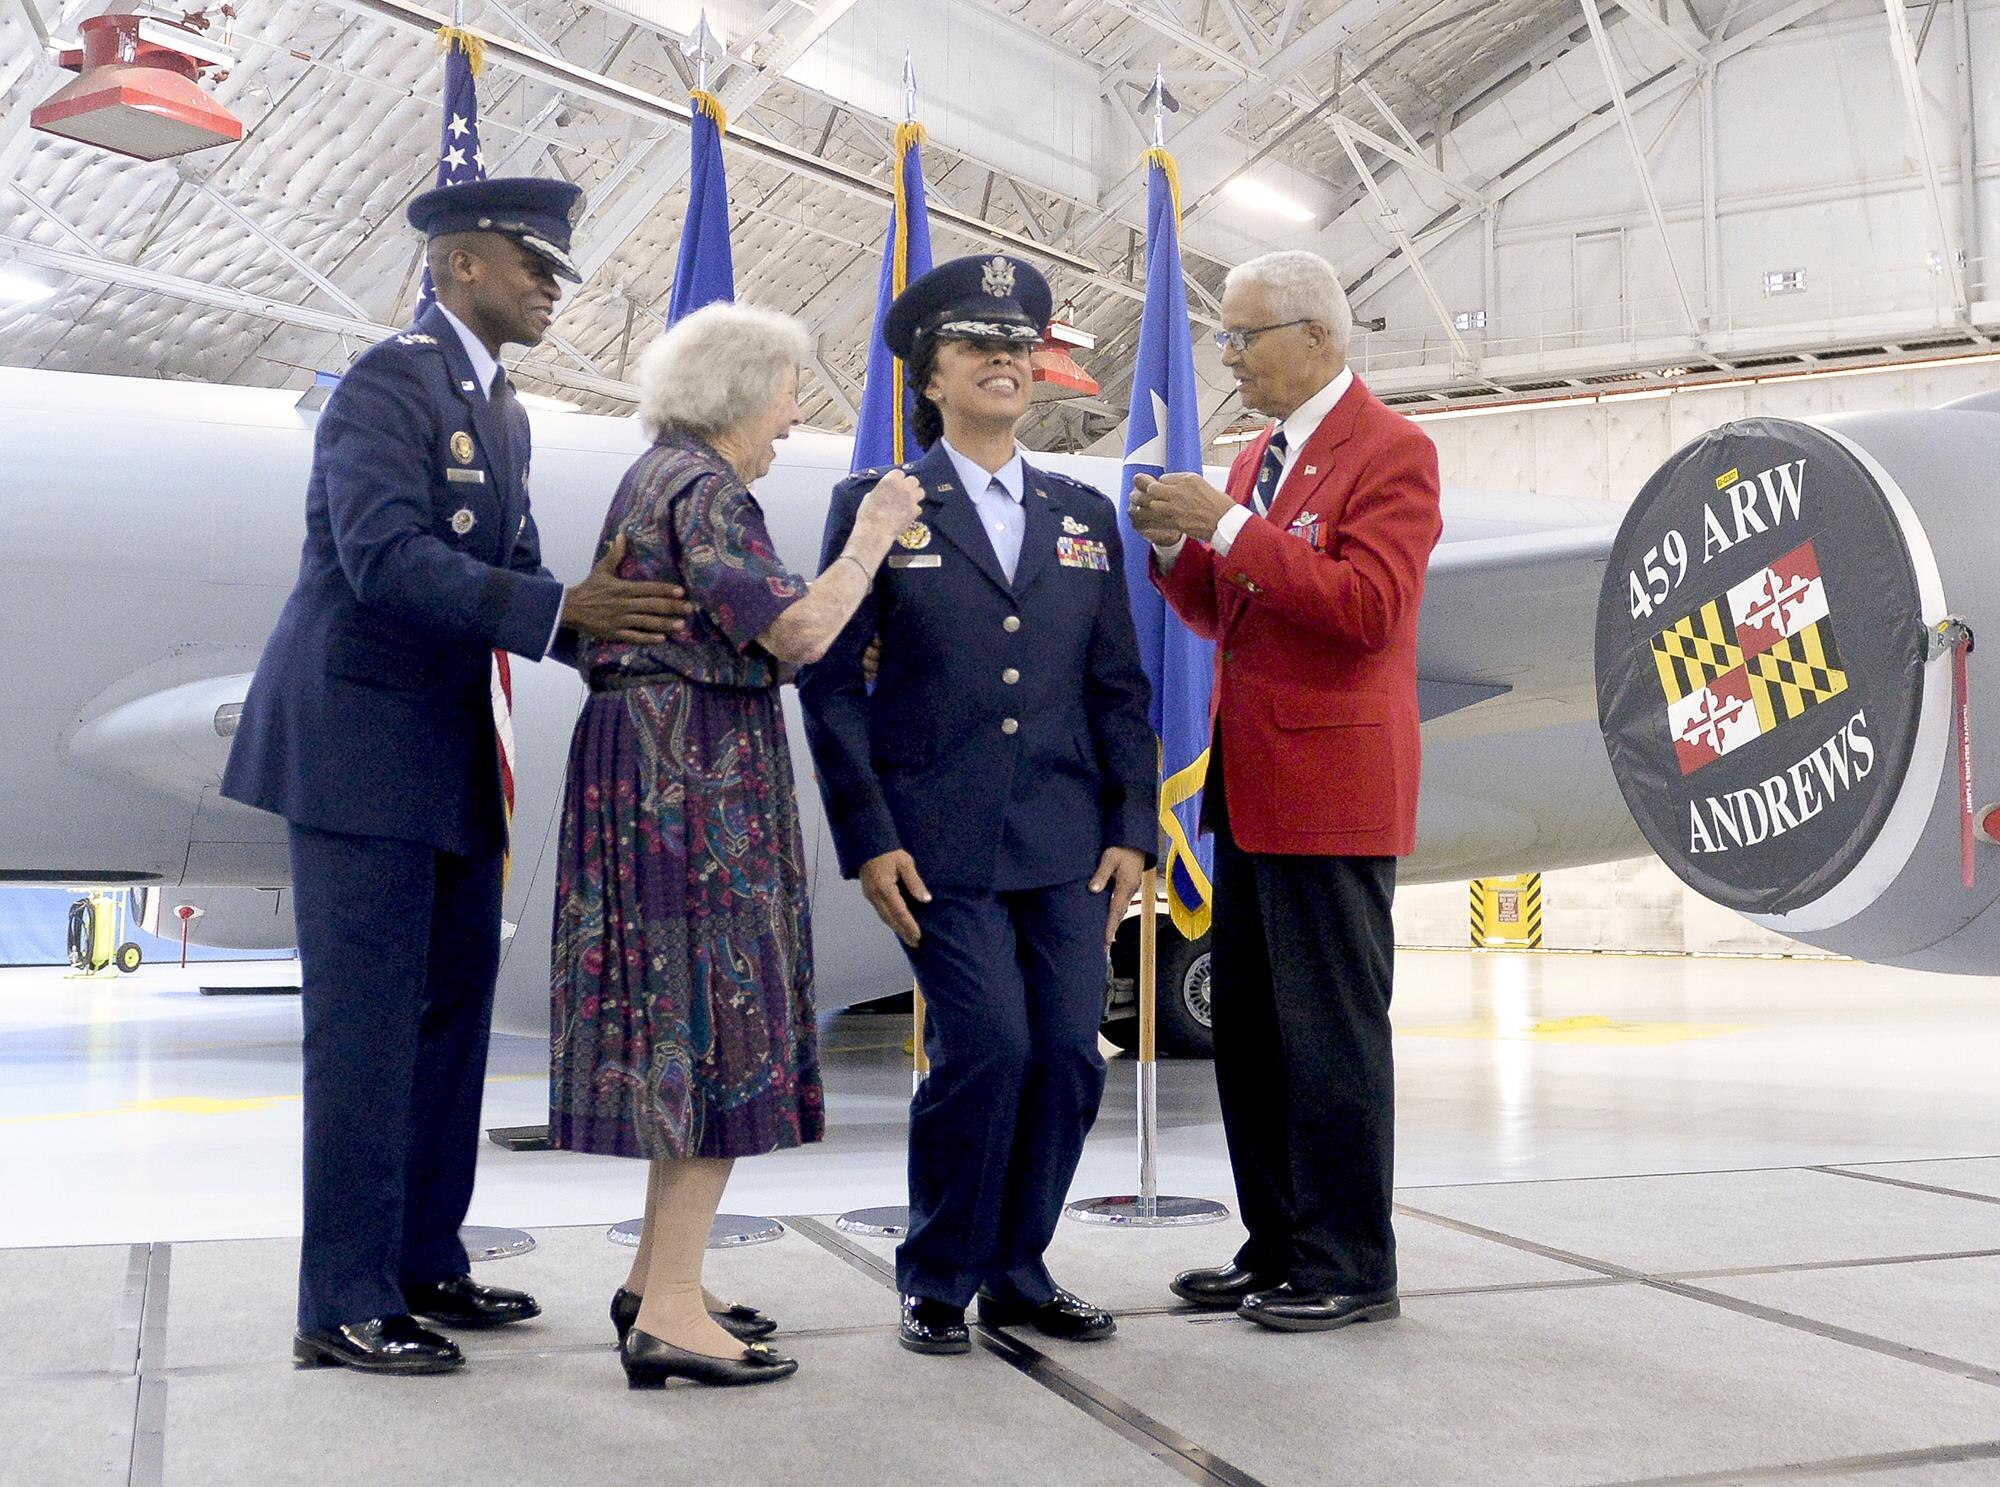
[116,942,143,974]
[1154,933,1214,1060]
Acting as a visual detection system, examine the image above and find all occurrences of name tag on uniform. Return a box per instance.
[887,553,941,569]
[445,467,487,484]
[1056,535,1110,571]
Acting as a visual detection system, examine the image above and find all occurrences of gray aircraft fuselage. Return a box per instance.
[0,367,1644,1032]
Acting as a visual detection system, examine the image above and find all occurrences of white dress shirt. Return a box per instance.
[436,304,501,397]
[1154,365,1355,570]
[942,438,1027,583]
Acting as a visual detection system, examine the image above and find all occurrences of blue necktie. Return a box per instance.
[1251,429,1286,515]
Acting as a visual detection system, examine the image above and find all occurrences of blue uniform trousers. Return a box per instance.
[288,824,502,1330]
[896,877,1108,1308]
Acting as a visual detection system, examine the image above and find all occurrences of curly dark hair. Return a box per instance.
[906,333,942,453]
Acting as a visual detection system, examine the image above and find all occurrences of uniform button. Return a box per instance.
[1001,718,1019,735]
[1002,616,1021,633]
[1001,668,1020,685]
[1222,650,1234,663]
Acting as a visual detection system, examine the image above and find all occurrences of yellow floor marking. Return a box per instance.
[1402,1015,1755,1046]
[2,1072,542,1124]
[0,1093,301,1125]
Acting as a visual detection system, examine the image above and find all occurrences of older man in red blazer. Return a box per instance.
[1131,249,1441,1332]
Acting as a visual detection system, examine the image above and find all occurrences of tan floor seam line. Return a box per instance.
[1591,1435,2000,1486]
[1396,1197,2000,1389]
[784,1215,1270,1487]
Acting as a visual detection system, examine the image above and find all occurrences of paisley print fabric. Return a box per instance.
[549,434,822,1159]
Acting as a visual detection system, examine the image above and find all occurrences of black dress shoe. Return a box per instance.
[620,1328,797,1389]
[405,1274,541,1330]
[1237,1282,1400,1332]
[1169,1262,1279,1309]
[610,1288,779,1346]
[975,1287,1116,1341]
[898,1295,970,1355]
[293,1315,464,1375]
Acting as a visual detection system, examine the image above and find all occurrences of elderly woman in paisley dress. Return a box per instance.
[549,302,922,1390]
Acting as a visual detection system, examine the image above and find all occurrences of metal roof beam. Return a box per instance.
[1341,0,1848,321]
[1578,0,1703,336]
[322,2,1110,281]
[1093,0,1405,224]
[1879,0,1968,314]
[0,233,640,403]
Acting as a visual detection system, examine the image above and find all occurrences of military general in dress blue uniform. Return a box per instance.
[799,255,1157,1355]
[223,178,694,1375]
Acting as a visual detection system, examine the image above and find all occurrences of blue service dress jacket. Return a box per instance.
[222,305,571,858]
[799,441,1158,893]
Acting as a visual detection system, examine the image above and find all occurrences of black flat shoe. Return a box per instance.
[1169,1261,1280,1309]
[293,1316,463,1375]
[975,1287,1116,1341]
[1237,1282,1400,1332]
[405,1274,540,1330]
[611,1288,779,1345]
[620,1328,797,1389]
[898,1294,969,1355]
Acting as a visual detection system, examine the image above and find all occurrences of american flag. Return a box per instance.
[413,29,486,319]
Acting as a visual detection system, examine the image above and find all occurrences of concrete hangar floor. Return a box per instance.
[6,950,2000,1487]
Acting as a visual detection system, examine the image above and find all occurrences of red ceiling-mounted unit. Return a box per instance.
[32,12,244,162]
[1030,316,1101,402]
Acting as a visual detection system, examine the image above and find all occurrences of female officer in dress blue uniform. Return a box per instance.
[799,255,1157,1354]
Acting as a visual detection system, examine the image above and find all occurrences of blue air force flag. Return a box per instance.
[667,90,735,324]
[413,28,486,320]
[1117,148,1215,939]
[852,122,934,471]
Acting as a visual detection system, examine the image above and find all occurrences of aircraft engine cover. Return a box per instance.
[1594,403,2000,970]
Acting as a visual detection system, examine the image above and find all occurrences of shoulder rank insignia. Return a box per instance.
[450,507,477,536]
[450,431,475,464]
[395,332,437,346]
[897,522,931,551]
[981,256,1015,298]
[1061,514,1089,535]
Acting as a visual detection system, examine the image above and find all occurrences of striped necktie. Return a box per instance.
[1251,429,1287,515]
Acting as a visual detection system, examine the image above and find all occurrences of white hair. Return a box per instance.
[1223,250,1353,360]
[635,302,811,444]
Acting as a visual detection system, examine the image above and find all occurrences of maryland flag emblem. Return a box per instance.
[1654,540,1848,775]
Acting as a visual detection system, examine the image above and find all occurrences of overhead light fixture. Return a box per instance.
[1212,422,1265,446]
[1221,177,1314,222]
[1763,268,1807,296]
[1030,314,1100,402]
[1453,310,1485,331]
[32,12,244,162]
[0,269,57,307]
[514,391,582,413]
[1655,365,1690,378]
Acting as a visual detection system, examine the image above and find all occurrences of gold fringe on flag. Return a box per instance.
[1159,745,1214,940]
[435,25,486,77]
[888,121,927,463]
[1142,146,1183,220]
[690,89,729,135]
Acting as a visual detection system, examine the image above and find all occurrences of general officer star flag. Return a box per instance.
[1117,148,1215,939]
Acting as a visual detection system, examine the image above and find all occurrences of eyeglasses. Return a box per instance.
[1212,318,1311,355]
